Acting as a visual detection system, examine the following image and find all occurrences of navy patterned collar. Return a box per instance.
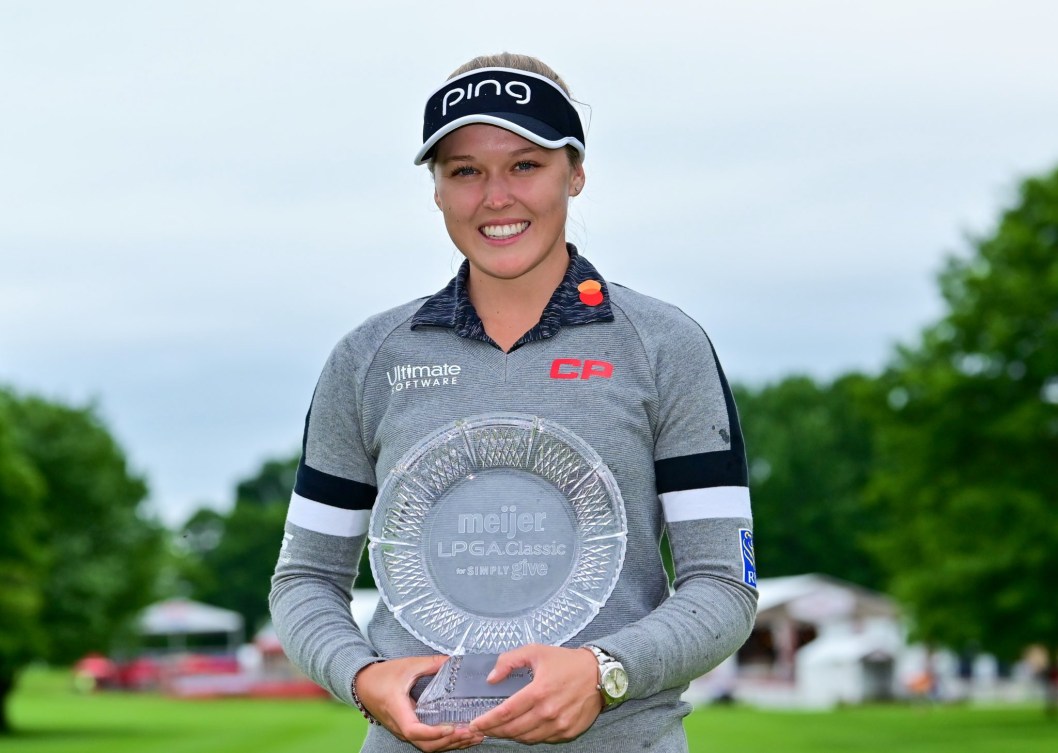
[410,244,614,351]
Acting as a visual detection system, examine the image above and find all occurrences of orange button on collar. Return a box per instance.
[578,279,604,306]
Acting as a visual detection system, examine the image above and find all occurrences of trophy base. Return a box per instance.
[415,654,533,726]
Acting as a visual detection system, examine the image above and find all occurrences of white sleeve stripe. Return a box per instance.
[287,492,371,537]
[659,486,752,523]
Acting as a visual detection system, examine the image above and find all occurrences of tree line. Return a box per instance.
[3,166,1056,731]
[0,393,164,732]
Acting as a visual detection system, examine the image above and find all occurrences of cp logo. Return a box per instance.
[549,359,614,380]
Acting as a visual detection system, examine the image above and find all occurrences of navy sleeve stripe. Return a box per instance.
[655,450,748,494]
[295,459,377,510]
[654,338,750,494]
[713,352,749,477]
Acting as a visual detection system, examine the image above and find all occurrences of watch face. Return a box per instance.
[602,666,628,698]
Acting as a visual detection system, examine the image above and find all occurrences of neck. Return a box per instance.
[467,246,570,352]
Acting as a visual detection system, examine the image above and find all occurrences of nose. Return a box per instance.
[482,174,514,210]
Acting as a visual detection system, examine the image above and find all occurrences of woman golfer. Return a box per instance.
[270,52,758,752]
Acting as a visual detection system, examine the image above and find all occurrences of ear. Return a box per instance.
[568,164,586,196]
[434,187,442,210]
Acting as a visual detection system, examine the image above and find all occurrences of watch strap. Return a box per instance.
[586,644,627,707]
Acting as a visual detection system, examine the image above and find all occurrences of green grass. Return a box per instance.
[7,669,368,753]
[684,703,1057,752]
[5,668,1056,752]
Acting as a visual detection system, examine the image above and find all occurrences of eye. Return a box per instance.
[513,160,539,172]
[449,164,478,177]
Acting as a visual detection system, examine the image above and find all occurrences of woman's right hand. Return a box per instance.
[355,656,485,752]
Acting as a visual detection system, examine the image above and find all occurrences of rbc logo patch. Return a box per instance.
[739,529,757,587]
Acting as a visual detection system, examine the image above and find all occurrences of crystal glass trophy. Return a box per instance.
[369,414,627,726]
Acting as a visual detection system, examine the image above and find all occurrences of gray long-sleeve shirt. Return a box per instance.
[270,249,757,751]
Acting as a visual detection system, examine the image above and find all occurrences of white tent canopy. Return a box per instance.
[138,599,244,649]
[756,574,899,624]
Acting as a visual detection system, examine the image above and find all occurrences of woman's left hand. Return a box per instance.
[468,644,603,744]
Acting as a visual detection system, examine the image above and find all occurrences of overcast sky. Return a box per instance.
[3,1,1057,527]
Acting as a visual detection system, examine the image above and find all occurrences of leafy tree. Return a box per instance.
[174,507,228,600]
[181,501,288,633]
[176,457,300,632]
[867,167,1058,704]
[0,396,46,733]
[733,374,882,589]
[0,389,163,733]
[234,457,298,507]
[179,452,378,634]
[179,455,301,634]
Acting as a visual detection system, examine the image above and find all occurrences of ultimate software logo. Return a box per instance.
[386,362,462,393]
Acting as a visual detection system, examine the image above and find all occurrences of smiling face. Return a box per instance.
[432,124,585,289]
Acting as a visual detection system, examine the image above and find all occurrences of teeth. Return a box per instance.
[481,222,529,239]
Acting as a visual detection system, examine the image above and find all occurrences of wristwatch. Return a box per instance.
[586,645,628,708]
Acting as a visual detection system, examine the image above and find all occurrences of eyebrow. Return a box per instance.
[439,146,545,164]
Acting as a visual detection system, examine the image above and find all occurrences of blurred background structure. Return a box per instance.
[2,0,1057,736]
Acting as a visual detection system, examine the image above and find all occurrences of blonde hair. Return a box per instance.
[448,53,573,98]
[428,52,583,172]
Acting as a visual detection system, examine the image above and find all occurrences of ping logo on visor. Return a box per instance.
[415,67,586,165]
[441,79,531,117]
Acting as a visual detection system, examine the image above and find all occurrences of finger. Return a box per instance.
[472,696,565,743]
[442,729,487,750]
[404,724,456,745]
[417,653,450,676]
[499,707,585,746]
[409,726,485,752]
[382,693,450,739]
[486,645,537,683]
[468,688,539,734]
[385,655,449,728]
[402,653,448,688]
[391,705,482,744]
[477,718,545,744]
